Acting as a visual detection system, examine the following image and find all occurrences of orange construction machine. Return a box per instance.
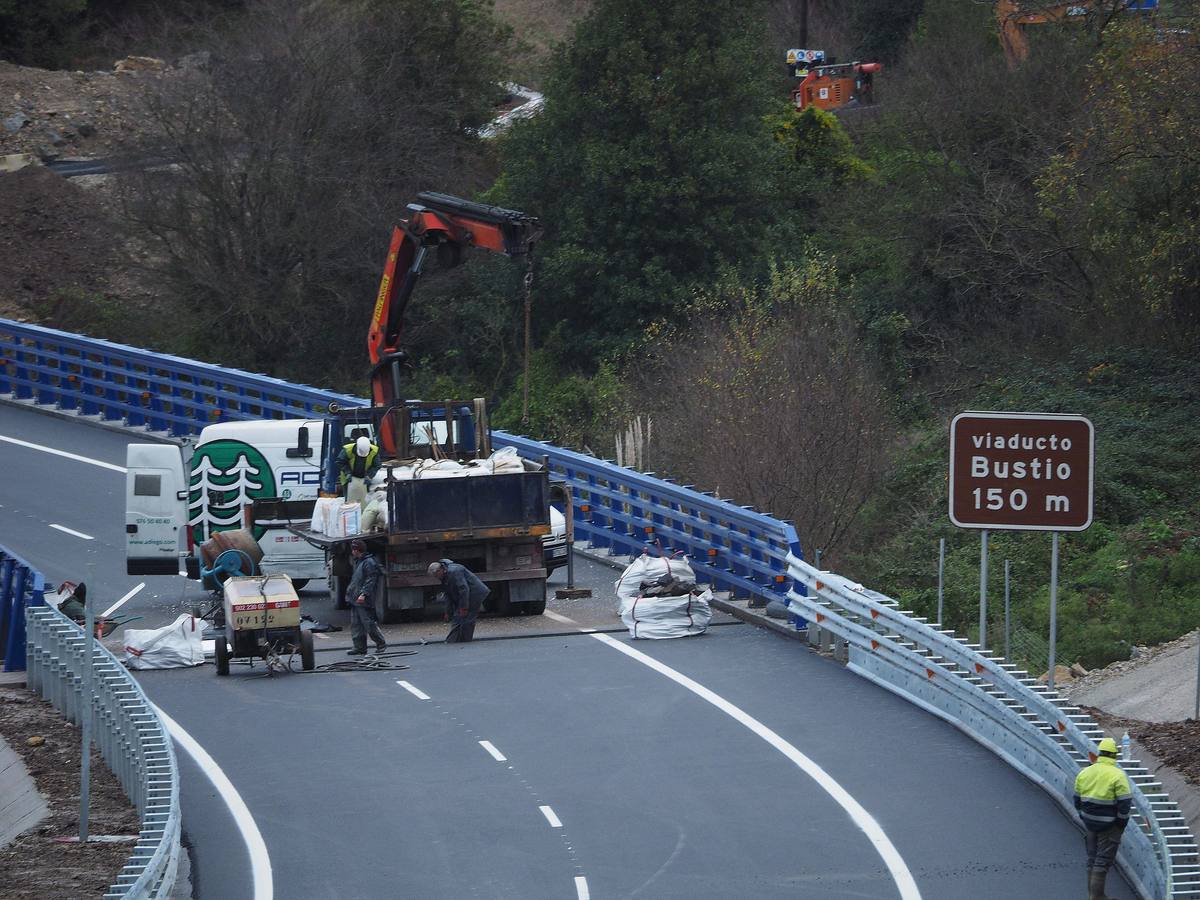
[367,192,541,455]
[995,0,1158,65]
[787,52,882,112]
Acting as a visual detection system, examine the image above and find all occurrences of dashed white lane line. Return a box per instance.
[49,523,94,540]
[575,876,590,900]
[152,704,273,900]
[0,434,126,472]
[101,582,144,618]
[539,805,563,828]
[479,740,507,762]
[396,680,430,700]
[588,633,922,900]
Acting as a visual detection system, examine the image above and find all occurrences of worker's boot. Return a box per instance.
[1088,868,1115,900]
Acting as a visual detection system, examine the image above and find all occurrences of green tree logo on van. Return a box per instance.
[189,439,276,543]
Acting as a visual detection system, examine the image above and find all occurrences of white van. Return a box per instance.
[125,420,327,586]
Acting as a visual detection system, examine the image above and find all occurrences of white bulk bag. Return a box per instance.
[123,614,205,669]
[615,554,712,639]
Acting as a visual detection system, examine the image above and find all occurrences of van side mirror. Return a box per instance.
[287,426,313,458]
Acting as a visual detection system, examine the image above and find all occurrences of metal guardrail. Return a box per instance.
[0,545,45,672]
[25,605,181,899]
[786,554,1200,900]
[0,318,360,436]
[6,317,1199,897]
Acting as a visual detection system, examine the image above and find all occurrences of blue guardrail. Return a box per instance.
[0,544,46,672]
[0,318,804,608]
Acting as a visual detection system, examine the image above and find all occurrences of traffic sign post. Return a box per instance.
[949,412,1094,686]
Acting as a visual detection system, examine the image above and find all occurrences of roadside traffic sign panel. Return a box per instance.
[949,412,1094,531]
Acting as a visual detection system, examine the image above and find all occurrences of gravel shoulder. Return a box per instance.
[0,687,139,900]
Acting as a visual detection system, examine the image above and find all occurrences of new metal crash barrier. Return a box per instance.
[24,605,181,899]
[0,545,45,672]
[5,317,1199,898]
[786,554,1200,900]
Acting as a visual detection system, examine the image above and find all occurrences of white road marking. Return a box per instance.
[0,434,125,472]
[49,523,94,540]
[396,680,430,700]
[479,740,507,762]
[539,805,563,828]
[589,633,922,900]
[151,704,273,900]
[101,582,144,618]
[544,610,595,632]
[575,876,590,900]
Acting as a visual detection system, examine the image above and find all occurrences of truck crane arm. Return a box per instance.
[368,191,542,415]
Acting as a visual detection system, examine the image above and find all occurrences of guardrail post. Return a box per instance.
[4,565,28,672]
[0,556,14,660]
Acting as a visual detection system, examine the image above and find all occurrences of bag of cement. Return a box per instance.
[336,502,361,537]
[123,614,205,669]
[621,588,713,639]
[310,497,342,534]
[489,446,525,474]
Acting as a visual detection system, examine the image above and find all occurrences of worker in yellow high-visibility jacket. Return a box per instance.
[1073,736,1132,900]
[337,436,379,507]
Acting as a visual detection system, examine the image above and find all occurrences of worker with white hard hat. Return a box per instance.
[337,433,380,507]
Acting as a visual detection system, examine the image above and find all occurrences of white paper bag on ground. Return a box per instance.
[123,614,205,669]
[621,588,713,639]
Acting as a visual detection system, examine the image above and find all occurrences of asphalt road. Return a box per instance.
[1,401,1138,899]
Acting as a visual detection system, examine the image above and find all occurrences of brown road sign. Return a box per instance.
[949,412,1094,531]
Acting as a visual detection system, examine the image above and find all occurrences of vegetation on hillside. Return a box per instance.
[7,0,1200,670]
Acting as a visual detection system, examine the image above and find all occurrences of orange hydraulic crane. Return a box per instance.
[995,0,1158,65]
[367,192,541,453]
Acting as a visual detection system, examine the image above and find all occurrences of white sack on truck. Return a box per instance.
[615,553,712,639]
[310,497,343,534]
[123,614,205,669]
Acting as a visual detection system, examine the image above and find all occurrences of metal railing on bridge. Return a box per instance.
[4,316,1197,898]
[0,544,45,672]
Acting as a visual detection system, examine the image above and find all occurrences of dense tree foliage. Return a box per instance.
[489,0,796,360]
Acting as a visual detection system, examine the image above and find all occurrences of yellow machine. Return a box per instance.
[215,575,314,675]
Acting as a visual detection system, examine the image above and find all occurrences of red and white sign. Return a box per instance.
[949,412,1094,531]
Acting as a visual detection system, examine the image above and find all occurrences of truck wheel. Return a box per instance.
[374,580,398,625]
[490,583,512,616]
[215,636,230,676]
[524,600,546,616]
[299,629,315,671]
[330,573,349,610]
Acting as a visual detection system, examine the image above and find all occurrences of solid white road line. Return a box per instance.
[544,610,595,632]
[101,582,144,618]
[589,633,923,900]
[539,805,563,828]
[0,434,126,472]
[49,523,94,540]
[479,740,507,762]
[151,704,273,900]
[396,680,430,700]
[575,876,590,900]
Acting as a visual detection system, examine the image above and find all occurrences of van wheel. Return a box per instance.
[215,636,230,676]
[291,579,309,591]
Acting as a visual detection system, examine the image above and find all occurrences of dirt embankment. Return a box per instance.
[0,687,140,900]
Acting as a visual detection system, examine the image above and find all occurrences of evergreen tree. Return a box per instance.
[491,0,792,361]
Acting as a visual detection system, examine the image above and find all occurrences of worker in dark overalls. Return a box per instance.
[428,559,489,643]
[346,539,387,656]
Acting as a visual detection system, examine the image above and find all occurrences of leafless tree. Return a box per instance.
[117,0,510,383]
[636,261,895,561]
